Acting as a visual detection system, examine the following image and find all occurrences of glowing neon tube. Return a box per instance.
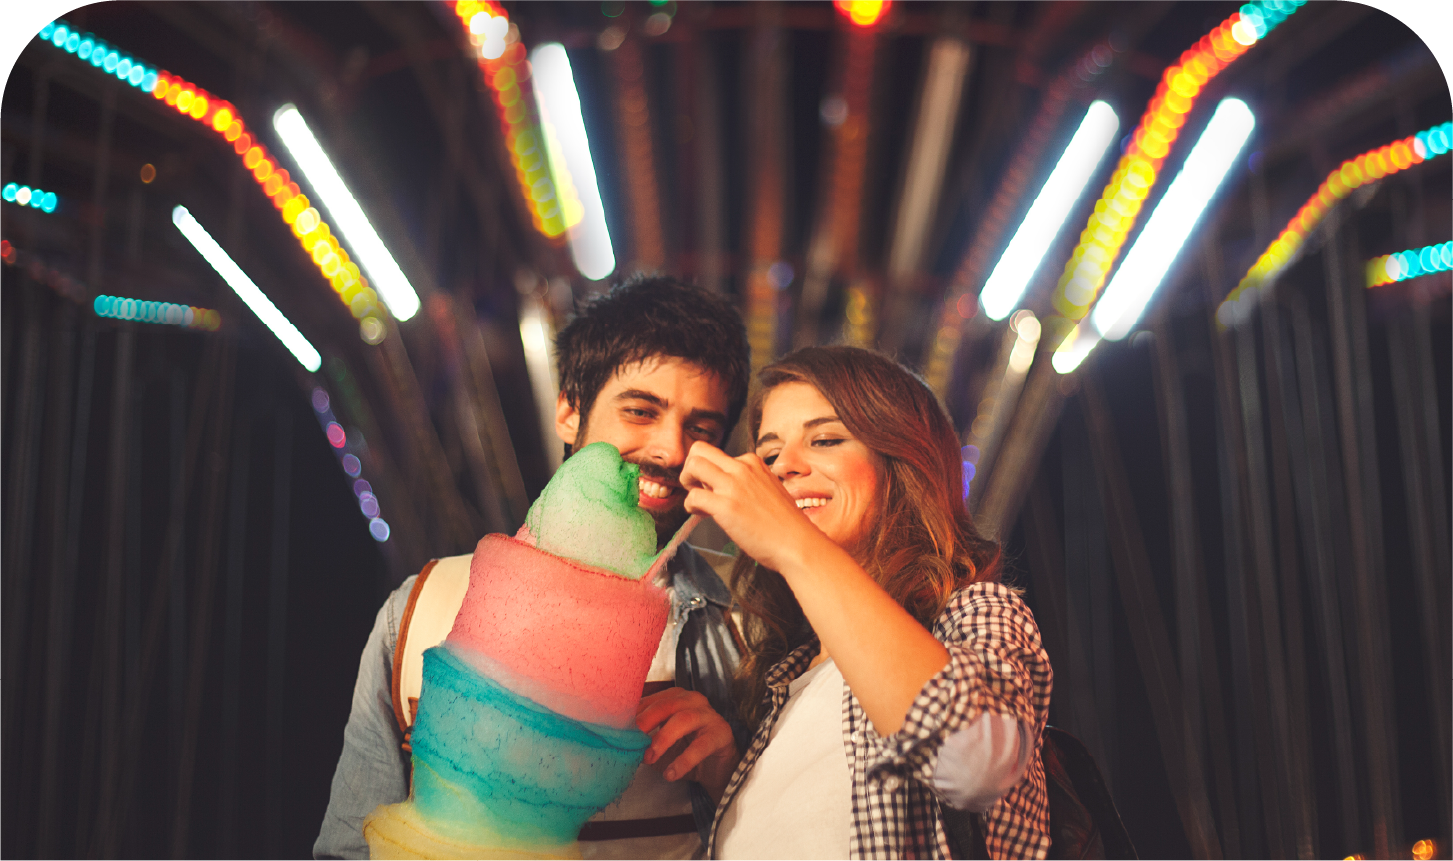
[272,106,420,322]
[172,205,322,372]
[1049,1,1304,323]
[1054,98,1256,373]
[980,101,1119,321]
[531,44,616,281]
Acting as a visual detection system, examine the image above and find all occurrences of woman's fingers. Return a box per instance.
[680,448,733,493]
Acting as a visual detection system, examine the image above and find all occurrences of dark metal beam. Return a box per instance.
[1081,372,1222,859]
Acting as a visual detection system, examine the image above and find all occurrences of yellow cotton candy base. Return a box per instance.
[363,800,580,860]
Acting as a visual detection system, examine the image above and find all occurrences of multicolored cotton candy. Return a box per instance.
[364,443,680,859]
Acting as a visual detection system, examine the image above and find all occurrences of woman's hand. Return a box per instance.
[679,441,828,574]
[636,687,740,802]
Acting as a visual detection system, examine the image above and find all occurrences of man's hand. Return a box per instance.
[636,687,740,802]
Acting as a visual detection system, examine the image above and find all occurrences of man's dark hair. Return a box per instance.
[555,275,750,433]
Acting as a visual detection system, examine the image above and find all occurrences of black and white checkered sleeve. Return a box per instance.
[859,583,1052,789]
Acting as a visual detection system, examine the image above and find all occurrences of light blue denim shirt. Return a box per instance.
[313,544,741,860]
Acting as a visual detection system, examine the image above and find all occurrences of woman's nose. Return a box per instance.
[769,443,808,478]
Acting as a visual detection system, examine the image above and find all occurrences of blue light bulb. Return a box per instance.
[2,184,16,202]
[41,192,57,213]
[51,25,68,47]
[141,71,158,91]
[65,33,80,53]
[39,22,56,40]
[78,38,93,59]
[128,65,145,86]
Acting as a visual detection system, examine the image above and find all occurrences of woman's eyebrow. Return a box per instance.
[755,416,843,447]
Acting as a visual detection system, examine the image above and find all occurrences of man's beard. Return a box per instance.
[571,427,689,549]
[636,460,690,548]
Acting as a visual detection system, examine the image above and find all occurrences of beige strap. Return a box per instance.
[391,554,472,735]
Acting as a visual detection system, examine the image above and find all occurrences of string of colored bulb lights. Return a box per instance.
[93,295,222,330]
[922,37,1121,395]
[1047,1,1305,328]
[1366,241,1453,288]
[1,239,88,304]
[833,0,891,28]
[2,182,59,213]
[311,385,391,542]
[36,19,387,342]
[1217,121,1451,324]
[1,238,219,331]
[450,0,578,240]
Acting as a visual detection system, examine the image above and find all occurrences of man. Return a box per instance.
[314,277,749,859]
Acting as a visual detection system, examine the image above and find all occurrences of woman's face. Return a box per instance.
[755,382,880,552]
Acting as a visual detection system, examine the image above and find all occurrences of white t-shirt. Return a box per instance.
[583,581,699,860]
[716,659,853,860]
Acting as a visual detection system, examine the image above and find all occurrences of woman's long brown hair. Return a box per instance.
[731,346,1001,730]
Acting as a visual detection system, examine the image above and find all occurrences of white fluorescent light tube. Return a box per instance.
[1051,321,1102,375]
[272,105,421,321]
[980,100,1120,321]
[172,205,322,372]
[530,43,616,281]
[1090,98,1256,340]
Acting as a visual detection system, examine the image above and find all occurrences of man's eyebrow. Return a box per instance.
[686,408,729,427]
[755,415,842,446]
[613,389,669,408]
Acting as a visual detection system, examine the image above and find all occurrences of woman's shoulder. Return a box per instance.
[935,580,1042,640]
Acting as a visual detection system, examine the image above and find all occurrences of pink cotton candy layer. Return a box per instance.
[445,534,670,729]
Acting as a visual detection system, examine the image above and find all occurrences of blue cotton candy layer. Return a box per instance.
[410,644,651,846]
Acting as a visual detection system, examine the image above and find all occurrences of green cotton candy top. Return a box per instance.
[524,442,659,580]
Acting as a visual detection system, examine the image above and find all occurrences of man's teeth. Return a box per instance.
[638,478,673,499]
[795,497,830,509]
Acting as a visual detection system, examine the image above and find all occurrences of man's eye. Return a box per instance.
[760,452,778,465]
[625,407,653,419]
[813,438,845,447]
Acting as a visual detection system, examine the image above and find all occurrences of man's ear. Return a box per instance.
[555,391,581,445]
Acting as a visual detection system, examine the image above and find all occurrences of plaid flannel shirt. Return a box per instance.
[709,582,1053,860]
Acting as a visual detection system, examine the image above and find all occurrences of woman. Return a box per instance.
[653,346,1052,859]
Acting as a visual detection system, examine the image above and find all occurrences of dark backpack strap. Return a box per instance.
[1043,727,1137,860]
[940,801,990,859]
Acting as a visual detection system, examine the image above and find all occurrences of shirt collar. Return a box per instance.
[668,543,734,610]
[764,639,821,689]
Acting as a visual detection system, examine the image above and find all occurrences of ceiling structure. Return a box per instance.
[5,3,1446,525]
[2,2,1449,858]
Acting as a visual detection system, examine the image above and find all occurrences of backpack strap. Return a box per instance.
[391,554,472,736]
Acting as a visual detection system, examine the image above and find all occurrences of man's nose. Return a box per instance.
[643,422,688,467]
